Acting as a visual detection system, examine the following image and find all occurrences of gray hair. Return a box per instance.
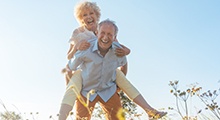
[98,19,118,36]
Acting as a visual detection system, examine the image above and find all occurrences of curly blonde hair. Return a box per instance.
[74,1,101,26]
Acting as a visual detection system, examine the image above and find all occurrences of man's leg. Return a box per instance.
[99,92,122,120]
[75,95,97,120]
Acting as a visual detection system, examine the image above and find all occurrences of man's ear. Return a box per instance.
[114,35,118,41]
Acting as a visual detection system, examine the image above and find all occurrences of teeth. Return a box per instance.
[101,39,108,43]
[87,19,93,24]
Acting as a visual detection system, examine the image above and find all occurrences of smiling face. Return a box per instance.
[74,2,101,31]
[97,22,116,52]
[81,8,98,32]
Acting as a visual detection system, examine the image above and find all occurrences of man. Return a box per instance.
[67,19,127,120]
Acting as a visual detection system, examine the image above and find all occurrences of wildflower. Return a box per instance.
[170,90,173,93]
[187,89,190,93]
[69,111,74,115]
[89,89,96,95]
[197,109,202,114]
[179,91,186,97]
[174,80,179,85]
[117,108,125,120]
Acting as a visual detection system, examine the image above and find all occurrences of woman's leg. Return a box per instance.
[59,70,82,120]
[115,69,139,99]
[115,69,167,118]
[59,104,73,120]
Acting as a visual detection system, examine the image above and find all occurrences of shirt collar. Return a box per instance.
[92,40,99,52]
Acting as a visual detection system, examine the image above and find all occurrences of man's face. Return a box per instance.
[97,23,116,51]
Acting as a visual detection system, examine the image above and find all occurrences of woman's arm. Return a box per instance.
[115,44,131,57]
[67,44,77,60]
[114,38,131,57]
[67,40,90,60]
[120,44,130,55]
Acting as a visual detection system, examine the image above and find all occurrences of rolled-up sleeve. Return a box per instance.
[68,51,84,71]
[119,57,127,67]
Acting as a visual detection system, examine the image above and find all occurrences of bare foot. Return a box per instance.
[146,109,167,119]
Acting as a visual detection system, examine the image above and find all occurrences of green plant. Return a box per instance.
[0,111,22,120]
[0,100,22,120]
[118,91,138,118]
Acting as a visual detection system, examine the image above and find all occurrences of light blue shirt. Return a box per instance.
[68,39,127,102]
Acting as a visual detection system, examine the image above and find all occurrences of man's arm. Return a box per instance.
[67,48,89,72]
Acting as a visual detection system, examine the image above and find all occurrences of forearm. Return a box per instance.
[67,46,77,60]
[115,44,131,57]
[68,40,91,60]
[119,63,128,76]
[120,44,131,55]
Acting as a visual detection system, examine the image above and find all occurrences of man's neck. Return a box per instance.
[98,47,109,57]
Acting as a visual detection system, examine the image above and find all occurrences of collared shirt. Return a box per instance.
[68,39,127,102]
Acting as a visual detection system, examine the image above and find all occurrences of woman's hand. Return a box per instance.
[77,40,90,51]
[114,44,130,57]
[115,47,126,57]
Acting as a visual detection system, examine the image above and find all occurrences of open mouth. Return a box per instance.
[87,19,94,25]
[101,39,108,44]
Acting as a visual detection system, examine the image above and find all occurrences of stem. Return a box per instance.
[184,100,188,120]
[176,96,184,119]
[198,96,220,120]
[212,100,220,117]
[216,108,220,117]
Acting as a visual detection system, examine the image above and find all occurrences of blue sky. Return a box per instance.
[0,0,220,119]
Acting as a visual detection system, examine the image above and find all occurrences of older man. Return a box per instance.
[67,19,127,120]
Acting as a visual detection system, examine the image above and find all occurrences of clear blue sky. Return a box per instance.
[0,0,220,119]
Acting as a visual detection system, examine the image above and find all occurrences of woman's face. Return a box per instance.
[81,8,98,32]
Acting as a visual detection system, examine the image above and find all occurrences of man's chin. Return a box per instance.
[100,45,111,51]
